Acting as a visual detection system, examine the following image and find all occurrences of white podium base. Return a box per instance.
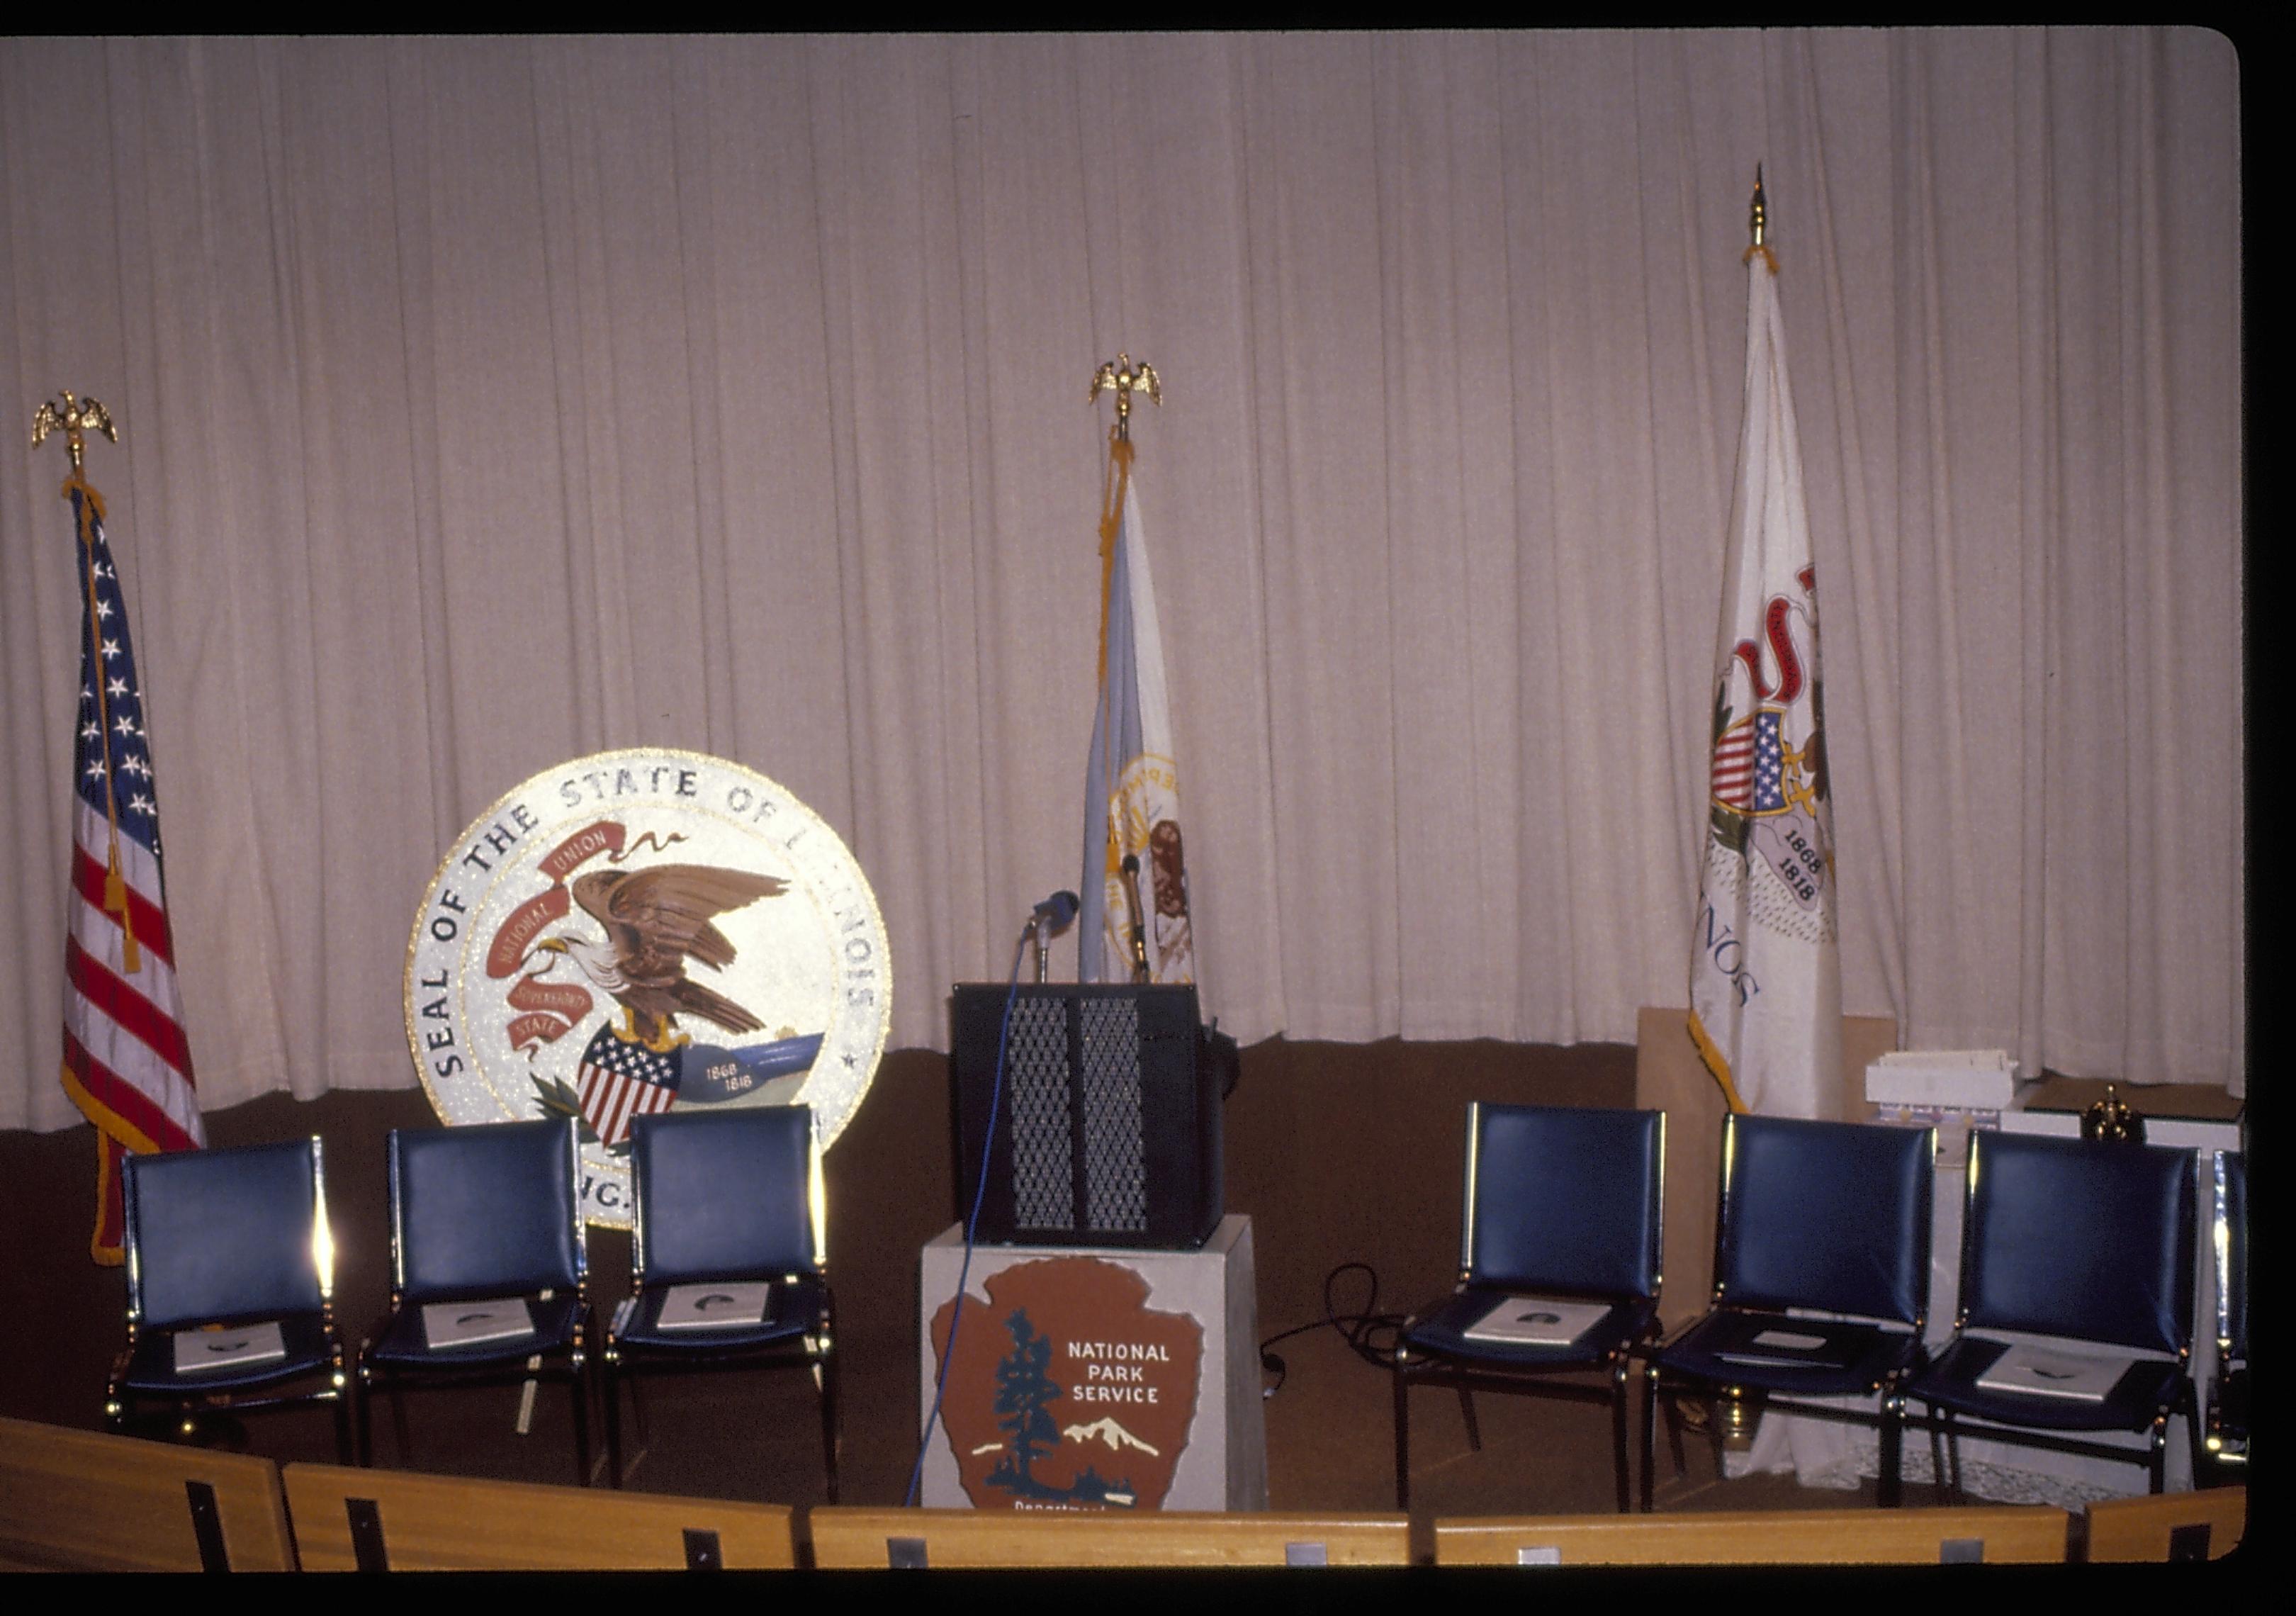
[917,1214,1268,1512]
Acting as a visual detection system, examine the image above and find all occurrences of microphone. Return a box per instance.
[1025,890,1079,984]
[1029,890,1081,934]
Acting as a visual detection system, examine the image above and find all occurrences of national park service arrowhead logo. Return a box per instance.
[930,1258,1203,1511]
[405,749,891,1226]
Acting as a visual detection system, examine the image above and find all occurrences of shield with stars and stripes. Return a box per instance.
[573,1028,682,1148]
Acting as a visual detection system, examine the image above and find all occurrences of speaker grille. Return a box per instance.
[1079,997,1148,1231]
[1007,995,1074,1229]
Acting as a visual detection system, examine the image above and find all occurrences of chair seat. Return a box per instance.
[1907,1336,2189,1434]
[1404,1289,1657,1370]
[361,1293,587,1369]
[610,1276,828,1356]
[119,1313,339,1396]
[1653,1311,1925,1398]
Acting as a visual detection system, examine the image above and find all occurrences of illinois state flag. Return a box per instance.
[1079,440,1195,984]
[1687,243,1841,1121]
[57,477,205,1262]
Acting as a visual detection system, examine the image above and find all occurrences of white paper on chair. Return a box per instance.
[656,1281,772,1330]
[1462,1296,1609,1347]
[1716,1327,1864,1370]
[421,1298,537,1350]
[172,1321,286,1374]
[1973,1343,2127,1402]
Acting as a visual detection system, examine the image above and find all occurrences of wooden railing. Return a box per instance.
[0,1414,2247,1571]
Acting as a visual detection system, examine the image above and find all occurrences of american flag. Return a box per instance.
[57,481,204,1264]
[575,1026,681,1146]
[1710,709,1785,814]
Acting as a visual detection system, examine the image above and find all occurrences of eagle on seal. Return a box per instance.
[534,863,784,1052]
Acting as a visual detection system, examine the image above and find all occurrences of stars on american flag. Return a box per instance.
[74,512,165,846]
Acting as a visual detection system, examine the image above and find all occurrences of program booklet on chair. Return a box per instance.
[656,1281,772,1330]
[1463,1296,1611,1347]
[171,1321,286,1374]
[1711,1319,1873,1371]
[420,1298,538,1350]
[1974,1342,2128,1402]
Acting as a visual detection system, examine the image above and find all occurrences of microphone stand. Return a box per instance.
[1120,854,1152,983]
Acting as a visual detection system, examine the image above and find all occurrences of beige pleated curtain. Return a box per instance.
[0,30,2243,1130]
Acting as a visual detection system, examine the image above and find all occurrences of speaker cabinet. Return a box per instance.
[950,983,1223,1250]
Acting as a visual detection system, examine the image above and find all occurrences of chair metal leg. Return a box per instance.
[1390,1356,1412,1511]
[1456,1386,1482,1452]
[1703,1394,1730,1482]
[570,1361,593,1487]
[1643,1359,1662,1515]
[1609,1360,1631,1514]
[332,1387,355,1466]
[1640,1363,1659,1512]
[354,1369,374,1466]
[1878,1391,1903,1508]
[818,1353,841,1505]
[602,1360,625,1489]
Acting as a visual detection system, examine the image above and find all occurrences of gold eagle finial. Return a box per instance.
[33,390,119,476]
[1089,353,1161,441]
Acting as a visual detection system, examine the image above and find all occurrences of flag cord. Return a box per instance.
[67,472,141,973]
[1095,432,1132,690]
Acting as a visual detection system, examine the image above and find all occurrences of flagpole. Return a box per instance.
[1745,163,1778,276]
[1088,354,1164,984]
[33,391,142,973]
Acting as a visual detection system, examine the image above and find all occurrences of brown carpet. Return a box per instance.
[0,1037,1892,1520]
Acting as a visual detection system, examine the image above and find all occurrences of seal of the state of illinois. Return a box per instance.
[405,748,891,1226]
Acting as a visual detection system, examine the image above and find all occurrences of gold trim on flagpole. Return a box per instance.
[1743,165,1779,276]
[35,390,142,973]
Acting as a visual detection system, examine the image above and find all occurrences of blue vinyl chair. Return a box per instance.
[354,1119,593,1483]
[601,1105,838,1499]
[2203,1150,2246,1477]
[108,1137,352,1461]
[1905,1128,2199,1497]
[1390,1104,1665,1514]
[1643,1113,1935,1508]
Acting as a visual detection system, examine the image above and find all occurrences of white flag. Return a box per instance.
[1079,444,1195,984]
[1688,247,1841,1121]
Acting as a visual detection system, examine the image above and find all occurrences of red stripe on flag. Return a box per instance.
[65,936,193,1075]
[71,844,176,969]
[62,1028,198,1155]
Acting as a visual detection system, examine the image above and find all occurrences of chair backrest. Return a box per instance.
[2081,1485,2246,1563]
[1434,1505,2069,1566]
[806,1508,1413,1569]
[389,1119,584,1301]
[1463,1104,1662,1301]
[281,1462,797,1569]
[0,1414,296,1571]
[2215,1150,2246,1360]
[1958,1129,2194,1354]
[1713,1113,1934,1325]
[124,1137,331,1329]
[630,1105,819,1285]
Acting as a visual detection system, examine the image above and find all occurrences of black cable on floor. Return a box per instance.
[1256,1261,1412,1396]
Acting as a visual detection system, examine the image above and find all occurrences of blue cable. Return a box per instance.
[904,940,1026,1507]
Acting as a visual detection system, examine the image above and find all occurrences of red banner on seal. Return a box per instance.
[484,821,627,978]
